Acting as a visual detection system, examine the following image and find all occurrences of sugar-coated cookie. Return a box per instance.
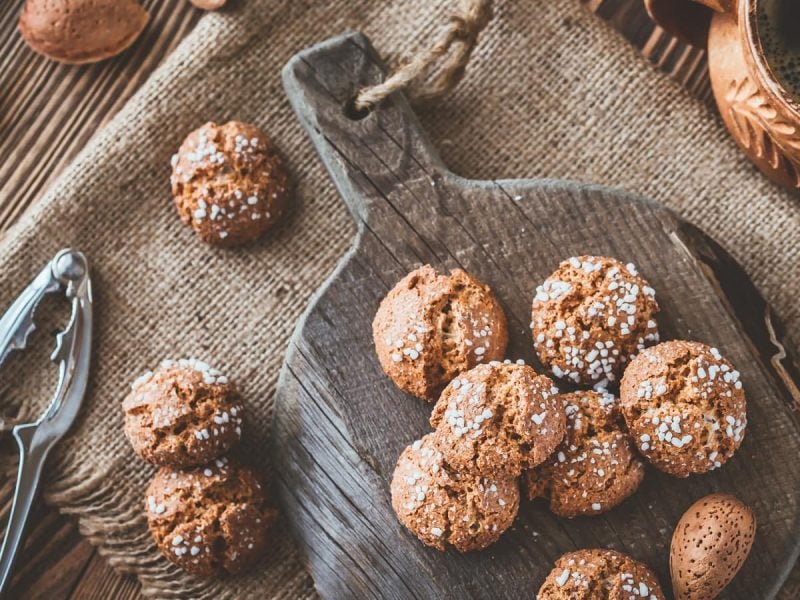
[171,121,289,246]
[429,362,565,478]
[391,434,519,552]
[373,265,508,401]
[532,256,659,387]
[619,340,746,478]
[123,358,244,467]
[526,390,644,517]
[145,458,276,576]
[538,548,665,599]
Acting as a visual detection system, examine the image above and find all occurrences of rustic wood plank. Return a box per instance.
[582,0,714,103]
[68,553,142,600]
[272,31,800,599]
[0,463,93,597]
[0,440,142,599]
[0,0,201,237]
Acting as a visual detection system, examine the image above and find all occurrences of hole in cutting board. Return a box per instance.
[343,97,370,121]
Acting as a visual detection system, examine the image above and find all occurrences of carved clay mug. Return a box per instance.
[646,0,800,191]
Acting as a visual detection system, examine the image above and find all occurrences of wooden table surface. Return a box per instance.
[0,1,200,598]
[0,0,795,598]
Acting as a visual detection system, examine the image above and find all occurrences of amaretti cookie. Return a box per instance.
[525,391,644,517]
[171,121,290,246]
[145,458,276,576]
[429,362,565,478]
[390,434,519,552]
[531,256,659,386]
[373,265,508,401]
[123,359,244,467]
[538,549,665,600]
[619,340,747,478]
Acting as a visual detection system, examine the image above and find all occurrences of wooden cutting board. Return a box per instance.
[272,32,800,599]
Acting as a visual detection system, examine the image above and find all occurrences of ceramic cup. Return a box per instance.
[646,0,800,192]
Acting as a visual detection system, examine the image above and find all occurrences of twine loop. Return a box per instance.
[354,0,493,112]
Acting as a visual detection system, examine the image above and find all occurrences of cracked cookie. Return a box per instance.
[171,121,290,246]
[390,434,519,552]
[373,265,508,401]
[145,458,276,576]
[538,548,665,599]
[531,256,659,387]
[619,340,747,478]
[123,358,244,467]
[429,362,565,478]
[525,390,644,517]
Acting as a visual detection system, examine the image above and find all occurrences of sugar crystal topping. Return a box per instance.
[532,257,659,385]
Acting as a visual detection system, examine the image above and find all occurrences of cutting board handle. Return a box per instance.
[283,32,447,229]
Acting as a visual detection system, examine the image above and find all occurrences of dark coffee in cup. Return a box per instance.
[759,0,800,100]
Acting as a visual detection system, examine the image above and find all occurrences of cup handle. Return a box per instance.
[644,0,736,47]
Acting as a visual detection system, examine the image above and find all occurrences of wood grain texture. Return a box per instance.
[0,0,200,237]
[583,0,713,103]
[272,32,800,599]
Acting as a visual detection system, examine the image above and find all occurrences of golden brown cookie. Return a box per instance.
[429,362,565,478]
[171,121,290,246]
[123,359,244,467]
[531,256,659,387]
[525,390,644,517]
[390,434,519,552]
[538,549,665,599]
[620,340,747,478]
[145,458,276,576]
[373,265,508,401]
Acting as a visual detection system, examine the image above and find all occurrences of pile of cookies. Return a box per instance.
[390,361,565,551]
[122,358,276,576]
[373,255,751,594]
[117,120,288,577]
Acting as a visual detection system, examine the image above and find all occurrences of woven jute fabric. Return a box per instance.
[0,0,798,598]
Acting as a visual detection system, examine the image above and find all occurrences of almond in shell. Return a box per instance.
[19,0,149,64]
[670,493,756,600]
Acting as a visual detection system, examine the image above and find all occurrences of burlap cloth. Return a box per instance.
[0,0,798,597]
